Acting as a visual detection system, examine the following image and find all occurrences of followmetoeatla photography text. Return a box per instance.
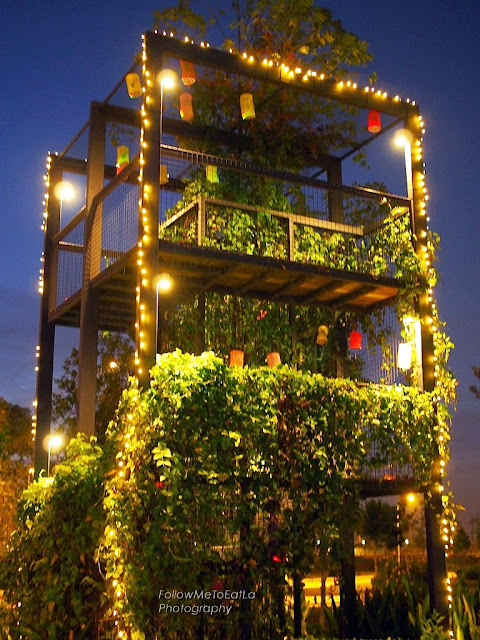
[158,589,256,616]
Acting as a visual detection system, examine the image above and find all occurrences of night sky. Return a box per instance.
[1,1,479,528]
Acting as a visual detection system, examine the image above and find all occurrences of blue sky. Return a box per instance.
[1,0,479,527]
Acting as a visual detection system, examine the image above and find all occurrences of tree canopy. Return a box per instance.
[154,0,374,170]
[0,397,31,557]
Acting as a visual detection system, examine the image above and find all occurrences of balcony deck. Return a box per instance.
[50,234,402,332]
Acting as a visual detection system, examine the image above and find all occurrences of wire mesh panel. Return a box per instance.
[357,306,408,386]
[56,219,85,303]
[99,183,139,272]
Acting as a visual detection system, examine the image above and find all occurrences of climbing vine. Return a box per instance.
[0,352,443,638]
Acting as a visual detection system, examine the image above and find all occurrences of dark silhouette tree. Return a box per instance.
[52,331,134,438]
[0,397,31,556]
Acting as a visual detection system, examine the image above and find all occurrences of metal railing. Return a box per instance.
[160,195,413,281]
[52,158,140,311]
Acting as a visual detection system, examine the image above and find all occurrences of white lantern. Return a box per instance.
[397,342,412,370]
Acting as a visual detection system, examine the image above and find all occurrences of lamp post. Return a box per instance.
[157,69,177,211]
[46,433,63,476]
[155,273,173,358]
[154,70,177,358]
[397,493,416,567]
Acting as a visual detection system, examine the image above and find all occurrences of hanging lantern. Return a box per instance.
[125,73,142,98]
[206,165,219,183]
[229,349,244,367]
[240,93,255,120]
[397,343,412,370]
[267,352,281,367]
[180,60,196,86]
[349,331,362,351]
[116,146,129,174]
[367,110,382,133]
[316,325,329,346]
[159,165,168,185]
[179,92,194,122]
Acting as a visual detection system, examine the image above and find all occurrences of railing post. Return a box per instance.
[197,196,206,247]
[288,217,295,261]
[327,159,344,223]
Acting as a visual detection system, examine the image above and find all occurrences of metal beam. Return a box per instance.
[147,32,419,119]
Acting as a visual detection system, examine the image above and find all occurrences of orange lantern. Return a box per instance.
[349,331,362,350]
[240,93,255,120]
[116,146,129,174]
[367,110,381,133]
[229,349,244,367]
[180,60,196,86]
[266,352,281,367]
[179,92,194,122]
[125,73,142,98]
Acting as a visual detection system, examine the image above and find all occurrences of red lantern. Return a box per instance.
[180,60,196,86]
[179,92,194,122]
[349,331,362,350]
[367,110,381,133]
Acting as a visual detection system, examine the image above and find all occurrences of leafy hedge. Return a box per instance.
[0,352,441,639]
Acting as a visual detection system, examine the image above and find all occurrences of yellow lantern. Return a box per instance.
[240,93,255,120]
[116,146,129,174]
[206,165,219,183]
[316,325,329,346]
[125,73,142,98]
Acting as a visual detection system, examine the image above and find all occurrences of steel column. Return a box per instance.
[77,102,106,435]
[33,159,62,475]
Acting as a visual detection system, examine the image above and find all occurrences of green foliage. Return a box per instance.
[452,580,480,640]
[420,611,448,640]
[0,397,32,460]
[0,435,107,638]
[470,367,480,399]
[354,559,429,639]
[98,351,439,638]
[0,352,449,637]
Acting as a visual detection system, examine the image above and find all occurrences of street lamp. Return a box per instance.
[46,434,64,476]
[53,180,75,227]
